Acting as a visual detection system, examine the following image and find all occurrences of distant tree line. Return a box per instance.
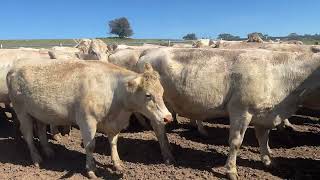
[182,32,320,42]
[277,33,320,41]
[106,17,320,43]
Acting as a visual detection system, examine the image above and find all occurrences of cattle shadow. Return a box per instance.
[235,155,320,179]
[94,134,225,171]
[296,107,320,118]
[0,122,318,179]
[174,118,320,149]
[289,115,320,125]
[95,134,320,179]
[0,120,122,180]
[0,138,122,180]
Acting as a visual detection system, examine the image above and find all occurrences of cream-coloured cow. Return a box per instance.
[48,46,80,60]
[75,39,109,61]
[136,48,320,179]
[7,59,173,178]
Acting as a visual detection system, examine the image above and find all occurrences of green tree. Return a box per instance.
[183,33,197,40]
[108,17,133,38]
[217,33,241,41]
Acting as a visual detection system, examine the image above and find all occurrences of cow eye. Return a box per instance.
[146,93,152,100]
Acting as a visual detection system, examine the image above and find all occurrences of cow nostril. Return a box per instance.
[163,115,173,123]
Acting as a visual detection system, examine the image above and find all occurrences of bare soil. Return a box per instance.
[0,112,319,180]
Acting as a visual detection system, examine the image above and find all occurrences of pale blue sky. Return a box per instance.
[1,0,319,39]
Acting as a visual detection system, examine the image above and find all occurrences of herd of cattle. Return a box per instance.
[0,37,320,179]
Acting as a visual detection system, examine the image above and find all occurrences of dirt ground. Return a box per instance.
[0,113,319,180]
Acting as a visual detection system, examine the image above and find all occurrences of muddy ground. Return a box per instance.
[0,113,319,180]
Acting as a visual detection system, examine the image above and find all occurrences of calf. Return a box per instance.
[7,59,173,178]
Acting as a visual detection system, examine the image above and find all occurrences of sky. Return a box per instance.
[1,0,319,40]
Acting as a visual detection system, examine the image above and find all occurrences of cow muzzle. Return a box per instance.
[163,114,173,123]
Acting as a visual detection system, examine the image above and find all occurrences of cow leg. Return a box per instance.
[78,117,97,179]
[254,125,272,166]
[172,111,178,123]
[282,119,296,131]
[108,133,123,171]
[225,109,252,180]
[189,119,197,127]
[50,125,61,141]
[7,103,21,139]
[37,121,54,158]
[196,120,208,137]
[149,120,174,164]
[189,119,208,137]
[18,113,42,166]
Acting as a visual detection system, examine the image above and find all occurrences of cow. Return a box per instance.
[108,48,146,72]
[192,39,216,48]
[48,46,80,60]
[0,48,51,117]
[135,48,320,179]
[215,40,315,54]
[75,39,110,61]
[285,40,304,45]
[0,49,73,140]
[172,43,193,48]
[7,59,173,178]
[247,33,264,43]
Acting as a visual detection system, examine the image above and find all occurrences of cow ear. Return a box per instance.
[144,63,153,72]
[126,77,141,92]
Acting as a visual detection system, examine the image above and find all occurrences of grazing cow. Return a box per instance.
[7,59,173,178]
[136,48,320,179]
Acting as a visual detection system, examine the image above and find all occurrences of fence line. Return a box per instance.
[0,40,195,49]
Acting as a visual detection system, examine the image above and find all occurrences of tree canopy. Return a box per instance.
[108,17,133,38]
[183,33,197,40]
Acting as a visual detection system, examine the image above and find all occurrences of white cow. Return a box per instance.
[136,48,320,179]
[7,59,173,178]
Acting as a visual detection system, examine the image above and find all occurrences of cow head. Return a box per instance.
[125,63,172,124]
[75,39,110,61]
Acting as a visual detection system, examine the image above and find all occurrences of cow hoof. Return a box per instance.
[87,171,97,179]
[164,157,175,164]
[261,155,272,167]
[33,162,40,168]
[114,163,124,172]
[226,172,238,180]
[31,153,43,167]
[263,159,272,167]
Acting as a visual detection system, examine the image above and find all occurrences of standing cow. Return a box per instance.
[136,48,320,179]
[7,59,173,178]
